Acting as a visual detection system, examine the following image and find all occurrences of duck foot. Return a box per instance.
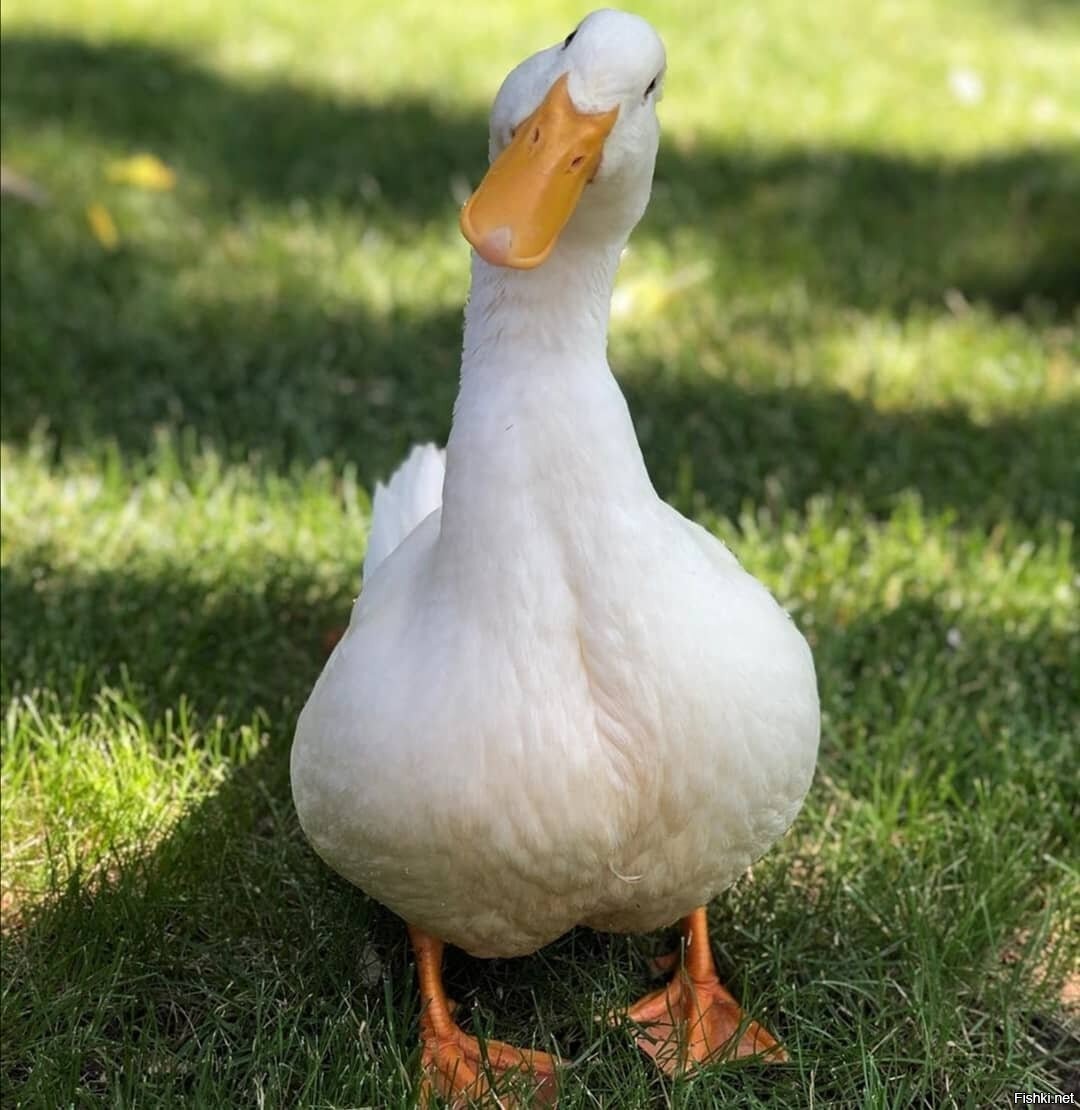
[419,1021,560,1108]
[410,924,563,1108]
[623,908,787,1074]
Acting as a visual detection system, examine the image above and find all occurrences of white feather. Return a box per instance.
[362,443,445,581]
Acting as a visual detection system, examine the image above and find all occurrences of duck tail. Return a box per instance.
[363,442,446,580]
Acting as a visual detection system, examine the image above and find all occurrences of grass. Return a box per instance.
[1,0,1078,1106]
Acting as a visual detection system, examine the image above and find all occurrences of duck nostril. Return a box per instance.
[530,126,541,144]
[569,155,586,171]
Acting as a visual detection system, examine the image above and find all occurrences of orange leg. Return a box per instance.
[623,908,787,1075]
[408,924,563,1108]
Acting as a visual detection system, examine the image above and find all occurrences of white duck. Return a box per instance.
[291,9,819,1105]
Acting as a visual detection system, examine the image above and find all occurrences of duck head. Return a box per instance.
[460,9,666,270]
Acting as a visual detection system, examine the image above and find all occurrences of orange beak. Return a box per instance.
[460,74,619,270]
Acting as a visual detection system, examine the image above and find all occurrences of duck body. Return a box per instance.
[291,238,819,958]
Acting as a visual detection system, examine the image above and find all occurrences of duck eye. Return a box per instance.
[563,28,577,49]
[644,74,659,98]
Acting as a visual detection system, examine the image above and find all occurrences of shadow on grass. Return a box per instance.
[2,554,1077,1103]
[3,31,1078,530]
[3,32,1078,317]
[647,142,1080,319]
[977,0,1080,29]
[1,213,1077,529]
[0,556,410,1102]
[3,252,1077,530]
[0,555,344,725]
[0,34,486,221]
[624,372,1079,530]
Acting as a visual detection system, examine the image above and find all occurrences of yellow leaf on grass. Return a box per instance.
[107,153,176,191]
[87,202,119,250]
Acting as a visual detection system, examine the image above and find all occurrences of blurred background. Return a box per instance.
[2,1,1077,1106]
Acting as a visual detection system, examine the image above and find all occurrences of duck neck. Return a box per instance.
[439,239,654,549]
[461,238,621,365]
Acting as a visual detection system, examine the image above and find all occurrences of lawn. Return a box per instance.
[1,0,1078,1106]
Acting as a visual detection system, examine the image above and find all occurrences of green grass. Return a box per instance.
[1,0,1078,1106]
